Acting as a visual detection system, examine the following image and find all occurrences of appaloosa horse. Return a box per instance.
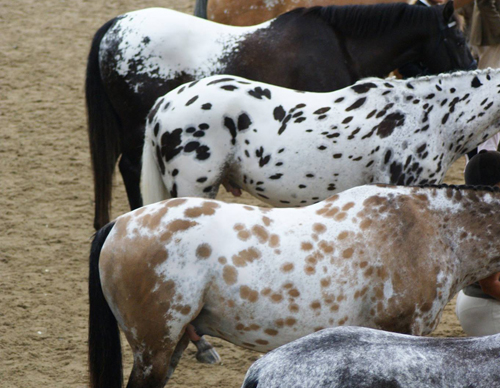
[87,1,474,230]
[89,184,500,388]
[195,0,411,26]
[141,68,499,206]
[242,327,500,388]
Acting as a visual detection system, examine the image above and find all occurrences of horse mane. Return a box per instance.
[283,3,439,38]
[357,67,500,89]
[415,183,500,194]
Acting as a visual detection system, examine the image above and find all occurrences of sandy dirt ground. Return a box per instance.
[1,0,469,387]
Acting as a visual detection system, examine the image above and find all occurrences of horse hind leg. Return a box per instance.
[194,337,221,364]
[126,348,173,388]
[185,324,221,364]
[166,138,233,200]
[141,137,226,203]
[126,332,190,388]
[119,148,144,210]
[166,332,190,379]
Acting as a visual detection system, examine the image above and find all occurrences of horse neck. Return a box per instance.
[421,70,500,160]
[432,187,500,292]
[340,7,438,77]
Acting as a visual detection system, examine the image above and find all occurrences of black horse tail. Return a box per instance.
[194,0,208,19]
[86,17,122,231]
[242,371,260,388]
[88,221,122,388]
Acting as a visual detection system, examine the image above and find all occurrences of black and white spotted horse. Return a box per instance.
[87,1,474,230]
[242,327,500,388]
[141,68,500,206]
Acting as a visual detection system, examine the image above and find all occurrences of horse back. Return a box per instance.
[244,327,500,388]
[223,14,355,91]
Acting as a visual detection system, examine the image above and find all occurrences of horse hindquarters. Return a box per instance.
[86,18,122,230]
[88,220,190,388]
[145,98,236,201]
[88,222,122,388]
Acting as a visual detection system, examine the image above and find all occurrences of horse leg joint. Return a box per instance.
[193,337,221,364]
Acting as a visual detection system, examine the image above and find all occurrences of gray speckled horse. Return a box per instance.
[242,326,500,388]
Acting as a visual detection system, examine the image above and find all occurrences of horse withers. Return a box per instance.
[141,68,499,206]
[88,184,500,388]
[87,1,474,230]
[241,327,500,388]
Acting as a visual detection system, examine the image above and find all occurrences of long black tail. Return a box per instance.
[88,221,122,388]
[194,0,208,19]
[242,376,259,388]
[241,368,260,388]
[85,18,122,231]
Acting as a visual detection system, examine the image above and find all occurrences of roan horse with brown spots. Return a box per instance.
[195,0,411,26]
[89,184,500,388]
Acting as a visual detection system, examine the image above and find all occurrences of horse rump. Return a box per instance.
[88,221,122,388]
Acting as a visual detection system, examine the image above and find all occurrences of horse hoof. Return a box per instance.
[195,343,222,364]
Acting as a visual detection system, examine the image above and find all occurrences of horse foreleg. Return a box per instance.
[119,150,143,210]
[186,324,221,364]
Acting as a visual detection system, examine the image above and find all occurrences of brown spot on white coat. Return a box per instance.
[184,201,220,218]
[232,247,261,267]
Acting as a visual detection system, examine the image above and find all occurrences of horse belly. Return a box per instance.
[233,134,371,207]
[193,301,337,353]
[191,275,375,352]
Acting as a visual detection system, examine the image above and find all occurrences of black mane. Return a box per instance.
[283,3,440,38]
[416,183,500,193]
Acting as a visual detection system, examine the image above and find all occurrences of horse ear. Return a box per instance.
[443,1,454,23]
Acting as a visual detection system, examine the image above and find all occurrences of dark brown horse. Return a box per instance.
[86,2,474,230]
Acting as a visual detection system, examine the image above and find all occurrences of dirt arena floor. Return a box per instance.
[1,0,469,386]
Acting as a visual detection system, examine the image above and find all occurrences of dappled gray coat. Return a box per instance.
[241,327,500,388]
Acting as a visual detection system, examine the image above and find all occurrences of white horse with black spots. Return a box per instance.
[141,68,500,206]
